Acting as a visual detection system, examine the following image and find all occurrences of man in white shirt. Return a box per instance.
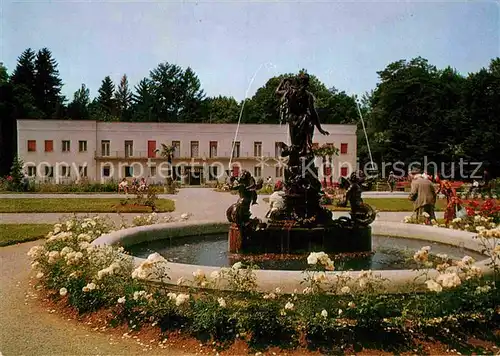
[266,181,285,218]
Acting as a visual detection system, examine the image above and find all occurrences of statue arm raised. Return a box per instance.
[276,78,292,96]
[308,93,329,136]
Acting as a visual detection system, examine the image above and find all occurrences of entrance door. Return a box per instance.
[185,166,203,185]
[148,141,156,158]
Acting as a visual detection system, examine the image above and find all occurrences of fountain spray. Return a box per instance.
[227,62,277,176]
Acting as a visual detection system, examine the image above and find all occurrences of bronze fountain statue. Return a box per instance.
[227,72,376,254]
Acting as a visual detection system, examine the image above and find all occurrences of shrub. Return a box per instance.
[239,300,299,350]
[188,296,237,347]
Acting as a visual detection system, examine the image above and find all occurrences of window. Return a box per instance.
[254,142,262,157]
[150,166,157,177]
[78,140,87,152]
[172,141,180,158]
[44,140,53,152]
[44,166,54,178]
[209,165,219,181]
[275,142,283,158]
[340,166,348,177]
[125,140,133,157]
[101,140,110,157]
[190,141,199,158]
[102,166,111,177]
[61,166,70,177]
[124,166,133,177]
[275,166,284,177]
[62,140,70,152]
[340,143,348,154]
[27,166,36,177]
[232,141,240,158]
[27,140,36,152]
[254,166,262,178]
[79,166,88,178]
[209,141,217,158]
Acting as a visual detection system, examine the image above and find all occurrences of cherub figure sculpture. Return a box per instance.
[340,171,377,226]
[226,170,263,228]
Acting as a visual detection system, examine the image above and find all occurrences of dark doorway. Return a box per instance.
[185,166,203,185]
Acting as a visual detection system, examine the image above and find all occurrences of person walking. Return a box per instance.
[408,169,437,223]
[387,171,396,192]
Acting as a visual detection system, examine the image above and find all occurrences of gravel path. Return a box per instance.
[0,241,194,356]
[0,188,440,355]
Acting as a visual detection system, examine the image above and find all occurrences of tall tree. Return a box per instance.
[0,63,16,176]
[33,48,64,118]
[148,62,205,122]
[131,78,156,121]
[201,96,240,123]
[9,48,40,120]
[96,76,116,115]
[115,74,133,121]
[461,58,500,176]
[10,48,36,89]
[67,84,90,120]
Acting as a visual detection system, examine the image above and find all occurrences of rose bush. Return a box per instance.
[29,214,500,353]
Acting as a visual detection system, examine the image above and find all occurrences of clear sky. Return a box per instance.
[2,0,499,101]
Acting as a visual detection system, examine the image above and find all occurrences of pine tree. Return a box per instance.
[10,48,36,89]
[115,74,132,121]
[97,76,115,115]
[67,84,90,120]
[0,63,16,176]
[33,48,64,118]
[132,78,155,121]
[8,156,25,191]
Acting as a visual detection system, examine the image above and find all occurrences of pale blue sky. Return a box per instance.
[2,0,499,101]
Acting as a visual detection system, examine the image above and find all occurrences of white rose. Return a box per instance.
[425,279,443,293]
[321,309,328,318]
[59,287,68,296]
[232,262,243,270]
[306,252,318,265]
[217,297,226,308]
[284,302,294,310]
[340,286,351,294]
[117,297,126,304]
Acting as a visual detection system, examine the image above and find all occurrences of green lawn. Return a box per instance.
[0,198,175,213]
[0,224,53,246]
[262,197,447,212]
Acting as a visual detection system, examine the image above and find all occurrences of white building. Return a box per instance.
[17,120,357,185]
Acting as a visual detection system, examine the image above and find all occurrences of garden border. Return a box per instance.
[92,220,498,294]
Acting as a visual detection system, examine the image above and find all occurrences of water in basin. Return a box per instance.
[127,233,485,271]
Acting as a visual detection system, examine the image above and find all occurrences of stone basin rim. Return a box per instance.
[92,220,499,293]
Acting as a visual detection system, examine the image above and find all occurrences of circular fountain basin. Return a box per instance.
[92,220,498,294]
[127,233,484,272]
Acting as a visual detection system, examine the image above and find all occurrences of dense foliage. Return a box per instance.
[1,48,499,178]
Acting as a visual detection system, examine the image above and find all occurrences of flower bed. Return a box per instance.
[28,215,500,353]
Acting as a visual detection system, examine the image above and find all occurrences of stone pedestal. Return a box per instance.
[228,224,242,253]
[228,222,371,254]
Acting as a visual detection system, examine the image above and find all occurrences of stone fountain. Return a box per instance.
[226,73,377,254]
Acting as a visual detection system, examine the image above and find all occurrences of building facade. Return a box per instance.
[17,120,357,185]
